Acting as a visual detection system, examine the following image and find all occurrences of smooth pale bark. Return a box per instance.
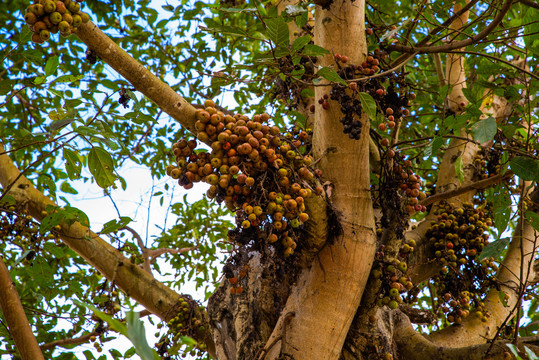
[259,1,376,359]
[74,22,198,133]
[0,257,45,360]
[0,143,216,357]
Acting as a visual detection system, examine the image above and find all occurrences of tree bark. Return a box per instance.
[0,143,216,357]
[74,22,198,133]
[258,1,376,359]
[0,256,45,360]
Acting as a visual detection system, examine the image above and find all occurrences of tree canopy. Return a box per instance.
[1,0,539,359]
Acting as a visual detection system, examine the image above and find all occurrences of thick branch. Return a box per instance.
[74,22,198,133]
[0,143,216,358]
[0,256,45,360]
[393,309,536,360]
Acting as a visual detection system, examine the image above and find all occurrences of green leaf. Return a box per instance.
[302,44,329,56]
[60,181,78,195]
[498,291,509,307]
[18,25,33,44]
[295,10,308,28]
[53,74,85,83]
[34,76,46,85]
[490,183,511,237]
[358,92,377,120]
[510,156,539,181]
[83,350,97,360]
[455,156,464,183]
[125,89,140,111]
[44,55,59,77]
[424,136,444,158]
[50,118,76,131]
[88,147,117,188]
[124,347,136,358]
[523,6,539,48]
[506,344,521,359]
[126,311,160,360]
[525,211,539,232]
[300,88,315,98]
[180,336,197,347]
[100,216,132,234]
[524,346,539,360]
[265,16,290,50]
[77,302,128,336]
[471,117,497,143]
[291,35,311,52]
[478,237,510,260]
[63,148,82,180]
[316,67,346,85]
[0,195,16,206]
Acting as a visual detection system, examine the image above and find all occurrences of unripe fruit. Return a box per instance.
[62,13,73,25]
[34,4,45,16]
[80,12,90,23]
[31,33,45,43]
[39,30,51,41]
[58,20,70,33]
[68,1,80,13]
[49,11,62,24]
[43,0,56,13]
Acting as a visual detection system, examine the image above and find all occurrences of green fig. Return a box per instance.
[39,29,50,41]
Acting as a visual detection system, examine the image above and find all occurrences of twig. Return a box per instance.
[120,226,152,274]
[146,246,198,264]
[388,0,513,54]
[420,171,514,206]
[40,331,100,351]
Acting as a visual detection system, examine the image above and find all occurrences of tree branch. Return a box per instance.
[73,22,198,133]
[0,256,45,360]
[0,143,216,358]
[420,171,514,207]
[39,331,100,351]
[519,0,539,8]
[146,246,198,262]
[120,226,152,274]
[387,0,513,54]
[393,309,537,360]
